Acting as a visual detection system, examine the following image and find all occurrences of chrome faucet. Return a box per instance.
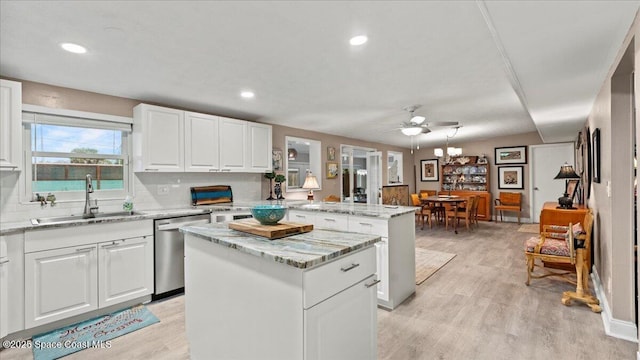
[83,174,99,218]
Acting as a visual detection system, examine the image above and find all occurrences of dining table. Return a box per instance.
[421,195,468,234]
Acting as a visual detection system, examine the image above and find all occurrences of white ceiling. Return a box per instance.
[1,1,638,149]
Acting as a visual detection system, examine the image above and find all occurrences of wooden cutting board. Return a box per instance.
[228,219,313,239]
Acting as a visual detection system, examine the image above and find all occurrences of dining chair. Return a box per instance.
[445,196,474,231]
[494,192,522,224]
[411,193,437,229]
[524,209,600,312]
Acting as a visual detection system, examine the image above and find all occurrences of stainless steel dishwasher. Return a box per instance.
[153,213,211,299]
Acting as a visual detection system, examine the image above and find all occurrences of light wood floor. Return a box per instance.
[1,222,636,359]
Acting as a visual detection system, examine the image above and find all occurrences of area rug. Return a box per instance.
[415,247,456,285]
[517,223,540,234]
[32,305,159,360]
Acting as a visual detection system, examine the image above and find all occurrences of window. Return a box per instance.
[22,110,132,202]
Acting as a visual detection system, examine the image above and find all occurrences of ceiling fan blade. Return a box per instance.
[426,121,459,127]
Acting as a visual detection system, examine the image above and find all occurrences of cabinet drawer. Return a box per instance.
[349,216,388,237]
[303,246,375,309]
[288,210,315,224]
[315,213,349,231]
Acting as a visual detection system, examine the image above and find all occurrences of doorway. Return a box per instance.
[529,143,575,223]
[340,145,381,205]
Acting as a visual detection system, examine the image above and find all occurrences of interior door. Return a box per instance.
[367,151,382,205]
[530,143,575,222]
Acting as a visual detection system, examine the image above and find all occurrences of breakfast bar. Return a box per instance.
[181,223,381,360]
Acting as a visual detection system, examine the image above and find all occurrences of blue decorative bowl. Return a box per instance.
[251,204,286,225]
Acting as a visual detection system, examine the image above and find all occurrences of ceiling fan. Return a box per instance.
[397,105,459,136]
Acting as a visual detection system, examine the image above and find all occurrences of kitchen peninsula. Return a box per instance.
[181,223,381,360]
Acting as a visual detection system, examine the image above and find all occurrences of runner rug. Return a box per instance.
[415,247,456,285]
[32,304,159,360]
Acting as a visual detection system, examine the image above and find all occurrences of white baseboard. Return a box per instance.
[493,215,531,223]
[591,267,639,343]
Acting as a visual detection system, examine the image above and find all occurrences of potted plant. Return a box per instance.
[274,174,286,200]
[264,171,276,200]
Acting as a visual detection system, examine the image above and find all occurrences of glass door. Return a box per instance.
[340,145,381,205]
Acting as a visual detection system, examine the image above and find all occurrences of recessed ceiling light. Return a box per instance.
[349,35,368,46]
[240,91,255,99]
[60,43,87,54]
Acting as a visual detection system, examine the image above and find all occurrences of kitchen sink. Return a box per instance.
[31,211,145,225]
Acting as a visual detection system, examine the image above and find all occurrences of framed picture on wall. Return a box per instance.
[498,166,524,189]
[272,148,283,171]
[592,128,601,183]
[495,146,527,164]
[326,162,338,179]
[420,159,439,182]
[566,179,580,201]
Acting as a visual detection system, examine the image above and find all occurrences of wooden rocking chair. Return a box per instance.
[524,209,601,312]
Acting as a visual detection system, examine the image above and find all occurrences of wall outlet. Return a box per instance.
[157,185,170,195]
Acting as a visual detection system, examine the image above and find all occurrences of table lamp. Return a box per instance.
[553,163,580,209]
[302,172,319,201]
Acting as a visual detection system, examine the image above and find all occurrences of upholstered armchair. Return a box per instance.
[524,209,600,312]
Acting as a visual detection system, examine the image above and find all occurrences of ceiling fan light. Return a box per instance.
[401,127,422,136]
[410,115,425,124]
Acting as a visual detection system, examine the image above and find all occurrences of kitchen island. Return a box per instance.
[287,201,417,309]
[181,223,381,360]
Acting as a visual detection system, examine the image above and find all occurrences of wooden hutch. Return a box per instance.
[440,157,492,221]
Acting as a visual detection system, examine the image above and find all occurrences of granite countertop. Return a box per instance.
[286,201,417,218]
[181,222,380,269]
[0,201,416,235]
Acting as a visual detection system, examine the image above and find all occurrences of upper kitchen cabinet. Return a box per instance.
[134,104,271,173]
[247,122,272,172]
[0,79,22,171]
[133,104,185,172]
[219,117,248,171]
[185,111,220,172]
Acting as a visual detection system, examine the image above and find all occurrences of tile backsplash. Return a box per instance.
[0,171,263,223]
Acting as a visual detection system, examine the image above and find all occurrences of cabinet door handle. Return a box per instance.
[359,222,372,226]
[208,169,219,172]
[144,168,159,171]
[221,169,232,172]
[101,241,122,249]
[295,215,306,218]
[340,263,360,272]
[0,258,9,265]
[365,279,381,288]
[75,246,95,252]
[324,218,336,222]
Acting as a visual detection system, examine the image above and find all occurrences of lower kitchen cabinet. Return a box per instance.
[98,236,153,308]
[374,240,389,302]
[304,274,377,360]
[0,236,8,338]
[23,220,153,329]
[25,245,98,329]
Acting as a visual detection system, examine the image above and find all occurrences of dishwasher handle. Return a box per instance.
[157,219,211,231]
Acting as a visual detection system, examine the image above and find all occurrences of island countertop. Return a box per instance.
[180,222,380,269]
[207,200,417,218]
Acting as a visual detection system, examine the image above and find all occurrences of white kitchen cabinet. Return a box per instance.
[0,236,8,338]
[133,104,185,172]
[134,103,272,173]
[98,236,153,308]
[375,240,389,302]
[288,210,316,224]
[304,275,377,360]
[184,111,220,172]
[0,79,22,171]
[219,117,248,171]
[247,122,272,172]
[24,220,153,329]
[25,244,99,329]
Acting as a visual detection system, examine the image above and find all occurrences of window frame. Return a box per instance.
[21,106,133,203]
